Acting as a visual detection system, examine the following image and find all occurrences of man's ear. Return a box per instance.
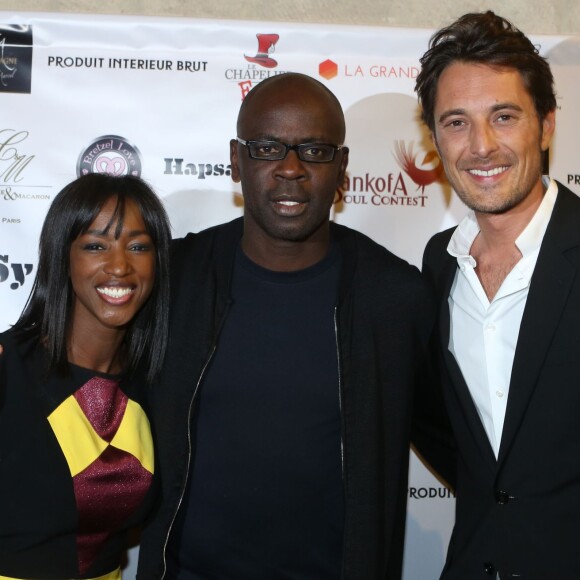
[541,110,556,152]
[230,138,241,183]
[337,147,349,186]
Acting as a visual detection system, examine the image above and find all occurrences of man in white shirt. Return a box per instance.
[415,10,580,580]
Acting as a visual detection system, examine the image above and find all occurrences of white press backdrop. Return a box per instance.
[1,13,579,578]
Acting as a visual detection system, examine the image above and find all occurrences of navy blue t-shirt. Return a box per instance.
[166,243,344,579]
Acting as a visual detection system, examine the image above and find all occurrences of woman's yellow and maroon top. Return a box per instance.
[0,331,156,579]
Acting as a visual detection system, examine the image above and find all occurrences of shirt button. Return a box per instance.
[486,323,496,331]
[496,390,504,398]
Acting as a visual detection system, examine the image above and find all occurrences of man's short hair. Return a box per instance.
[415,11,557,132]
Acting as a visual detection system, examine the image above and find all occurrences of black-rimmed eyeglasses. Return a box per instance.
[236,138,344,163]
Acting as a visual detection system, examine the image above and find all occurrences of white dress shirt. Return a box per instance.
[447,177,558,458]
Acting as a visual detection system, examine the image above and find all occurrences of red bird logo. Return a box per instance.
[393,140,444,193]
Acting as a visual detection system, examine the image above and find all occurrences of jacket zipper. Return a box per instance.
[159,296,234,578]
[159,343,217,579]
[334,306,347,580]
[159,302,342,578]
[334,306,345,477]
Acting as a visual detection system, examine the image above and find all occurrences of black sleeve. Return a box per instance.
[410,237,457,490]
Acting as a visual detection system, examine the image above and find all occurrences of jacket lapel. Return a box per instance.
[498,186,580,464]
[438,252,498,469]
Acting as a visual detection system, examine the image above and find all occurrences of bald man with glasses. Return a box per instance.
[137,72,439,580]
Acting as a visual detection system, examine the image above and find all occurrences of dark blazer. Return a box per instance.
[421,183,580,579]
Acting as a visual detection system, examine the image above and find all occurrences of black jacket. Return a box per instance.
[422,183,580,579]
[137,217,435,579]
[0,332,155,578]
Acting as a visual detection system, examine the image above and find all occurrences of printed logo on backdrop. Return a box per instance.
[566,172,580,192]
[544,39,580,197]
[336,139,443,208]
[226,33,287,100]
[163,158,231,180]
[1,129,35,189]
[47,55,207,74]
[0,256,33,291]
[244,34,279,68]
[339,93,446,209]
[393,141,444,194]
[1,128,49,208]
[1,127,46,292]
[319,58,419,82]
[408,486,455,499]
[0,25,33,93]
[77,136,142,177]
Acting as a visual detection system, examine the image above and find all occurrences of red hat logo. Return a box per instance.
[244,34,280,68]
[393,140,444,193]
